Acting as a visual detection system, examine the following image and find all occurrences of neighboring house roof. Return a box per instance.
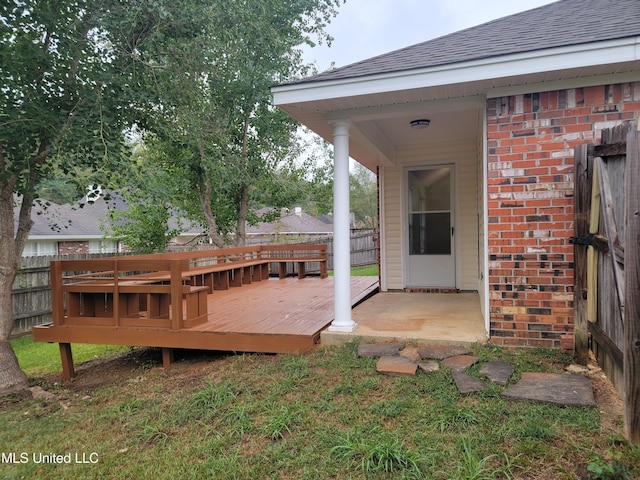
[21,194,126,240]
[247,208,333,235]
[18,193,202,241]
[291,0,640,85]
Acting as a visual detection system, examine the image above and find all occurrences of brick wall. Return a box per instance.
[486,82,640,350]
[58,241,90,255]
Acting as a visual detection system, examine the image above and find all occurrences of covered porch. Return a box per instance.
[322,291,487,346]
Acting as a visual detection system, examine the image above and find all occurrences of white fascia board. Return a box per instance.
[28,235,106,241]
[272,37,640,106]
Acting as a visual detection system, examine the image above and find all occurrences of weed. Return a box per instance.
[433,404,480,433]
[136,420,170,446]
[224,404,254,439]
[261,403,300,440]
[451,437,522,480]
[331,428,422,477]
[587,451,634,479]
[188,382,237,412]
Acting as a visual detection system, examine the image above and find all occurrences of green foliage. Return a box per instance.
[350,163,378,228]
[452,437,521,480]
[1,343,637,479]
[587,451,634,479]
[10,335,129,377]
[124,0,343,245]
[331,427,422,477]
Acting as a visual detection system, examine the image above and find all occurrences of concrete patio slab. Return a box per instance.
[321,292,487,346]
[502,372,596,407]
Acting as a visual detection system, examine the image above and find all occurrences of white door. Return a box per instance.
[405,166,455,287]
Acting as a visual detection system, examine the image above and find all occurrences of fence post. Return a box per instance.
[573,144,591,362]
[624,121,640,443]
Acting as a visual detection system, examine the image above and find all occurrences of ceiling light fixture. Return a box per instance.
[410,119,430,129]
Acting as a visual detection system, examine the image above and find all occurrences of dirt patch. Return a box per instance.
[584,358,624,432]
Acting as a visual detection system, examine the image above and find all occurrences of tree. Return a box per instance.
[0,0,222,392]
[134,0,342,247]
[350,163,378,228]
[0,0,342,392]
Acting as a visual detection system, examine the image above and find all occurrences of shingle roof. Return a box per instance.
[247,208,333,235]
[294,0,640,84]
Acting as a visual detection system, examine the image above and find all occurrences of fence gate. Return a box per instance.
[573,120,640,443]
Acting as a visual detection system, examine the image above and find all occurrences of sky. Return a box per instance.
[303,0,558,72]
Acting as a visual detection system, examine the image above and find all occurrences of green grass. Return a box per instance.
[1,340,637,479]
[329,264,379,276]
[11,335,130,376]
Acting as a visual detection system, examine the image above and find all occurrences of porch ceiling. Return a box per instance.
[275,53,640,171]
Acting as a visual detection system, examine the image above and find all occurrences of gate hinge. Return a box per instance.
[569,234,593,246]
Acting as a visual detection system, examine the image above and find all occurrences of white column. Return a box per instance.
[328,119,356,332]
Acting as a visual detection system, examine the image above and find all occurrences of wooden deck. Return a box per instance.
[33,276,379,374]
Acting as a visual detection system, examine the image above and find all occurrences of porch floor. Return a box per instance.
[321,291,488,346]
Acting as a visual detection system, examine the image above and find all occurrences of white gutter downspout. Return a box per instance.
[328,119,356,332]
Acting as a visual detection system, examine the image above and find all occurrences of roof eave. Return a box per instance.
[272,36,640,107]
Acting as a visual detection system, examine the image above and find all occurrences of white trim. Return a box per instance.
[273,37,640,106]
[378,167,387,292]
[482,108,491,338]
[27,235,108,240]
[402,163,457,289]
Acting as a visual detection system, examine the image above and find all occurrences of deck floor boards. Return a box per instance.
[34,276,379,355]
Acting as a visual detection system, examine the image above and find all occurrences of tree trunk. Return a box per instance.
[236,184,248,247]
[0,340,27,393]
[198,174,225,248]
[0,183,28,392]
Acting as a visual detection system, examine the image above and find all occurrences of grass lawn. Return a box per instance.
[11,335,131,376]
[2,340,638,479]
[330,264,379,276]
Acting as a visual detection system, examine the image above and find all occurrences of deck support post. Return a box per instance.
[162,348,174,369]
[59,343,76,380]
[328,119,356,332]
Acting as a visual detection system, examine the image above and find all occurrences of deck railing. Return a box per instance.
[50,244,328,331]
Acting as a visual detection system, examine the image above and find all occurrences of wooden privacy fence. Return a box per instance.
[573,120,640,443]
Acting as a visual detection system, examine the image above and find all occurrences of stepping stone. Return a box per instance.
[417,360,440,373]
[441,355,479,371]
[376,355,417,376]
[417,345,472,360]
[451,370,487,394]
[502,372,596,407]
[479,360,514,385]
[358,342,406,358]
